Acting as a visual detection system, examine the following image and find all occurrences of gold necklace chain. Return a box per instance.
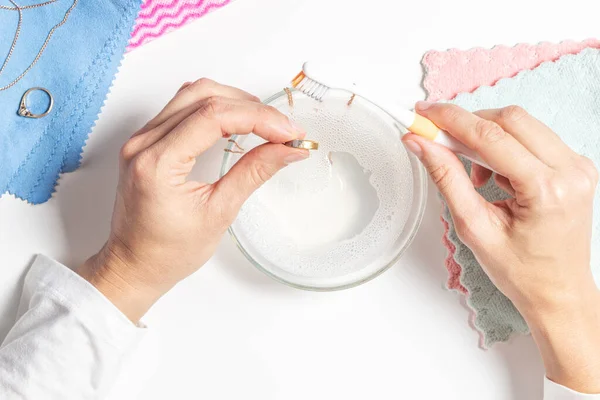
[0,0,57,10]
[0,0,79,92]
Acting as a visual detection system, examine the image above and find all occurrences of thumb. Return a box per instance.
[212,143,309,216]
[402,133,485,229]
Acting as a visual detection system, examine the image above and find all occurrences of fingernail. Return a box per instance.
[284,150,309,164]
[415,101,433,111]
[404,140,423,159]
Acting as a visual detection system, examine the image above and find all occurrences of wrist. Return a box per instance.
[523,284,600,393]
[77,240,165,322]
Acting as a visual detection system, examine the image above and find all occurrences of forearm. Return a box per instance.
[524,285,600,393]
[0,255,145,399]
[77,241,165,323]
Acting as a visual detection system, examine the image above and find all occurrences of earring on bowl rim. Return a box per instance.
[284,87,293,107]
[347,93,356,106]
[224,138,245,154]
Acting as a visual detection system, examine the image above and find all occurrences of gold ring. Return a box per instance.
[18,87,53,119]
[284,139,319,150]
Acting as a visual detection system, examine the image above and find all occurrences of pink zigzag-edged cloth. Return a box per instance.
[422,38,600,345]
[128,0,232,51]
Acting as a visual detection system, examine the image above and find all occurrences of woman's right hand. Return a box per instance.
[402,102,600,393]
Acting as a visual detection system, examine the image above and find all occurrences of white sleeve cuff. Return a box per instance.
[0,255,148,399]
[15,254,146,349]
[545,377,600,399]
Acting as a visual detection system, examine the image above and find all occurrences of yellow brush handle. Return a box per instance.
[407,114,440,141]
[408,114,494,172]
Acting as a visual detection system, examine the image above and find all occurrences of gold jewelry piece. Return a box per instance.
[284,139,319,150]
[18,87,53,118]
[228,139,245,152]
[347,93,356,106]
[224,139,245,154]
[224,149,244,154]
[284,87,293,107]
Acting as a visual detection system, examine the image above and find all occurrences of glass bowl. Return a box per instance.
[220,88,427,291]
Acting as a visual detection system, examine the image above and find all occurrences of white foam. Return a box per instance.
[230,93,415,284]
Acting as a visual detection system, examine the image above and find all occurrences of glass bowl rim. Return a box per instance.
[220,89,428,291]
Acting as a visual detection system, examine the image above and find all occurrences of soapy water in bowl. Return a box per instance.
[231,94,415,280]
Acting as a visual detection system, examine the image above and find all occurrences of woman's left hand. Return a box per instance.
[78,79,307,321]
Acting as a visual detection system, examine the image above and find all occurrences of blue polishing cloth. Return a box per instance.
[0,0,141,204]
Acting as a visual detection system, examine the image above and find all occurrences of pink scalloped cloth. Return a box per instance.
[422,39,600,294]
[127,0,232,51]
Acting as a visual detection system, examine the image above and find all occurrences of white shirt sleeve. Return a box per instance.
[545,377,600,399]
[0,254,146,400]
[1,256,598,400]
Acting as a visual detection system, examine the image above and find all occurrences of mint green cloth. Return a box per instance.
[444,48,600,347]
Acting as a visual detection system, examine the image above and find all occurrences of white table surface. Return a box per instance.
[1,0,599,398]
